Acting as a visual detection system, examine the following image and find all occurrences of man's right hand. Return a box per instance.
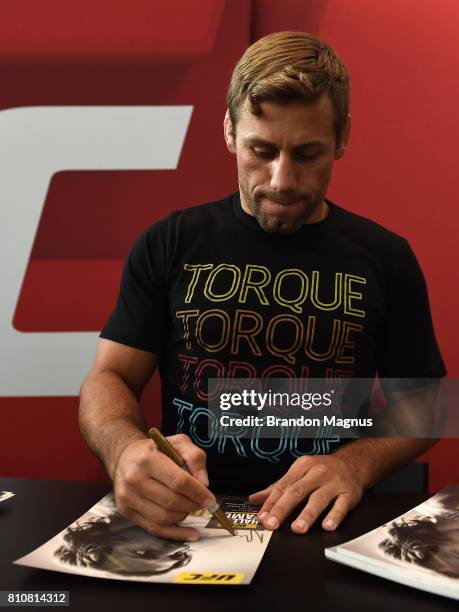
[113,434,215,541]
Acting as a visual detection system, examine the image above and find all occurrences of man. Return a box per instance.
[79,31,446,542]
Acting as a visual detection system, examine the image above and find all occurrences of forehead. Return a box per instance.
[237,95,336,146]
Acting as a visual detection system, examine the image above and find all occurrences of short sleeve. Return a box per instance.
[100,222,171,354]
[377,238,447,387]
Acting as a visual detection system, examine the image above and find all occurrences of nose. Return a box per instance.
[269,153,298,194]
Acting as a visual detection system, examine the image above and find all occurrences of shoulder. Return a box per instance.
[329,200,412,258]
[127,194,235,268]
[330,201,405,243]
[142,193,234,240]
[329,202,427,300]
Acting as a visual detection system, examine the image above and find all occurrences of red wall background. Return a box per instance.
[1,0,457,490]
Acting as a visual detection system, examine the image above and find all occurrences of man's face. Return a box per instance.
[109,525,191,575]
[224,95,349,234]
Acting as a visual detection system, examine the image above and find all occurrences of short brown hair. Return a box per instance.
[227,31,349,139]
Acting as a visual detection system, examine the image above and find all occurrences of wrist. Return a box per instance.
[332,441,375,491]
[107,430,148,481]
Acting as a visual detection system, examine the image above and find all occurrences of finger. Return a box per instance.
[138,478,201,515]
[151,451,216,509]
[117,487,189,526]
[126,507,200,542]
[115,456,201,517]
[322,492,355,531]
[248,485,273,507]
[262,462,334,530]
[168,434,209,486]
[291,487,334,534]
[257,479,291,523]
[261,478,312,530]
[257,459,310,522]
[135,495,191,526]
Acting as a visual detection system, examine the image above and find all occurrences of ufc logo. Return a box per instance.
[0,106,192,395]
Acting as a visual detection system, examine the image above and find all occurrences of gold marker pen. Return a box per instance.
[148,427,237,536]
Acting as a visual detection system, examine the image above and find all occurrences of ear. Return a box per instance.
[223,109,236,154]
[335,113,351,160]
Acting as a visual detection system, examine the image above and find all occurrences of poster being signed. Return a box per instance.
[15,493,272,585]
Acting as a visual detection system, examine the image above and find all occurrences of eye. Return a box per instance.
[296,151,319,162]
[135,550,145,556]
[252,147,276,159]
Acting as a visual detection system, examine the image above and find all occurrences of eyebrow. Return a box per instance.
[243,136,326,149]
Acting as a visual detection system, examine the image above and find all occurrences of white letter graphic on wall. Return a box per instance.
[0,106,192,395]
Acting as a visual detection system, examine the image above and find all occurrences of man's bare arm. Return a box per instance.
[79,338,215,541]
[79,338,158,478]
[332,379,446,491]
[334,437,435,488]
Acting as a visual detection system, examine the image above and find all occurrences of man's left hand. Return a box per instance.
[249,455,364,534]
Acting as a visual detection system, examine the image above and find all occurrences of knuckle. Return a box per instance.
[311,463,328,479]
[310,490,328,505]
[192,447,206,461]
[170,471,188,491]
[173,433,190,444]
[287,483,305,500]
[122,462,142,485]
[137,444,155,468]
[123,470,141,488]
[297,456,310,468]
[161,492,178,511]
[154,507,171,525]
[274,480,289,494]
[136,452,149,469]
[134,498,152,520]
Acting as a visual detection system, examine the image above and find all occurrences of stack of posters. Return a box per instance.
[325,486,459,600]
[14,493,271,585]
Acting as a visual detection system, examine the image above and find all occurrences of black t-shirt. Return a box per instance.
[100,193,446,493]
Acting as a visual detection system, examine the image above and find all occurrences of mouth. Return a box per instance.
[260,197,304,208]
